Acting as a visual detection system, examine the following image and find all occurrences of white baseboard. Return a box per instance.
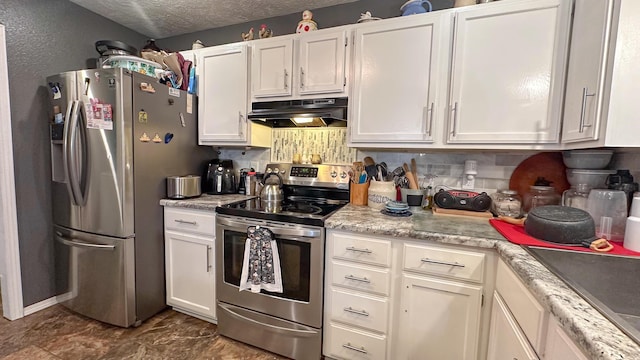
[23,296,58,316]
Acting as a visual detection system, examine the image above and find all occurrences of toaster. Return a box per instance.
[166,175,202,199]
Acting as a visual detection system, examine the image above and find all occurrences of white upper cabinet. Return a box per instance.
[197,43,271,147]
[250,29,349,101]
[251,38,294,98]
[348,13,451,146]
[447,0,571,144]
[562,0,616,143]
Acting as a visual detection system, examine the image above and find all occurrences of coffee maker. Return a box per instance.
[203,159,236,194]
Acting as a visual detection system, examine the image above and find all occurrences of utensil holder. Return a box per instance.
[368,181,396,209]
[350,182,369,206]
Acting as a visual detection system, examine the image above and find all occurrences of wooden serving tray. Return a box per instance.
[432,206,493,218]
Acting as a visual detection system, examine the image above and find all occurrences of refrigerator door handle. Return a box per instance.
[55,232,116,250]
[63,100,80,206]
[67,100,87,206]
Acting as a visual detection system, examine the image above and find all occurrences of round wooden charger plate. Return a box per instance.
[508,152,570,201]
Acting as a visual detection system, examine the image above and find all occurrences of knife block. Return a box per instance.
[350,182,369,206]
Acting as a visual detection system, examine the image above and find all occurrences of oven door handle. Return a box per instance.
[218,302,318,336]
[217,217,321,238]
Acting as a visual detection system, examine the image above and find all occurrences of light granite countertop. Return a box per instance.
[160,197,640,359]
[160,194,253,210]
[326,204,640,360]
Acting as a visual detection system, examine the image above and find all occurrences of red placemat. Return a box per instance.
[489,218,640,256]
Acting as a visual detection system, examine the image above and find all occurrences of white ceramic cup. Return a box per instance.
[624,216,640,252]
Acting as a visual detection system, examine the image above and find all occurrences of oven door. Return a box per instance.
[215,214,325,328]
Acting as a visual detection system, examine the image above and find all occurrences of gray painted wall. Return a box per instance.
[0,0,146,306]
[158,0,455,51]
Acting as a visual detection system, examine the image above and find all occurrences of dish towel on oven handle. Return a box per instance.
[239,225,283,293]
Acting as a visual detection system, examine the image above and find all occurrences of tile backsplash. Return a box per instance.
[217,130,640,196]
[271,128,357,165]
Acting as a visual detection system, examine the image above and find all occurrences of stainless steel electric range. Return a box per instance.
[215,163,350,360]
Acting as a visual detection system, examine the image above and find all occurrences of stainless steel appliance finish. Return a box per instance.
[49,68,214,327]
[166,175,201,199]
[524,246,640,346]
[216,216,324,360]
[248,98,348,127]
[215,163,350,360]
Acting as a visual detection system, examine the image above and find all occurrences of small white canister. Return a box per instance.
[367,181,397,209]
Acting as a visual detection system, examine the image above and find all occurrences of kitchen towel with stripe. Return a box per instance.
[239,225,283,293]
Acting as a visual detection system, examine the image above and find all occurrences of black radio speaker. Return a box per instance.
[433,189,492,212]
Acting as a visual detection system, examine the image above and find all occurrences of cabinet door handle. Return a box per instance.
[300,67,305,88]
[450,102,458,137]
[579,87,596,133]
[206,245,212,272]
[283,69,288,89]
[344,274,370,283]
[343,306,369,317]
[420,257,465,268]
[342,343,368,354]
[426,102,434,137]
[346,246,372,254]
[238,111,245,137]
[174,219,197,225]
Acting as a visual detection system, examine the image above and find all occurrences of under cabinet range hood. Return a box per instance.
[248,98,348,127]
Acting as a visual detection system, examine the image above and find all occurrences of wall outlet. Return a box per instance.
[461,176,475,190]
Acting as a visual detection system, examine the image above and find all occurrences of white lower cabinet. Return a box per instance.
[164,207,216,322]
[489,259,589,360]
[395,274,482,360]
[487,291,539,360]
[324,230,495,360]
[544,318,589,360]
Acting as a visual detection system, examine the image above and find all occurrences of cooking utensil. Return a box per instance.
[403,163,419,189]
[524,205,612,250]
[410,158,418,178]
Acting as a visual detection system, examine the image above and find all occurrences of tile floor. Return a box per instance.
[0,302,286,360]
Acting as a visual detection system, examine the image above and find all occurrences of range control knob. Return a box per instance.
[273,168,279,174]
[266,167,272,173]
[340,171,348,179]
[280,169,287,175]
[330,170,338,178]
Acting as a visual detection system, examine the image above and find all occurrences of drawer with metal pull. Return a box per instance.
[325,322,386,360]
[164,207,215,236]
[330,260,391,296]
[330,232,391,267]
[330,288,389,333]
[403,243,486,283]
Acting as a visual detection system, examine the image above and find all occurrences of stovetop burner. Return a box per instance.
[217,163,351,226]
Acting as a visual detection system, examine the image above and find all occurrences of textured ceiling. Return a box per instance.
[69,0,359,39]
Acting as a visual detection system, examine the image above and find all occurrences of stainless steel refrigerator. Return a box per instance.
[48,68,215,327]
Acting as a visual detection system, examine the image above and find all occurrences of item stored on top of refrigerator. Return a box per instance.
[102,55,162,77]
[433,189,491,212]
[95,40,138,57]
[166,175,201,199]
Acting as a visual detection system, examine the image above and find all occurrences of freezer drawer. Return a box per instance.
[54,225,135,327]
